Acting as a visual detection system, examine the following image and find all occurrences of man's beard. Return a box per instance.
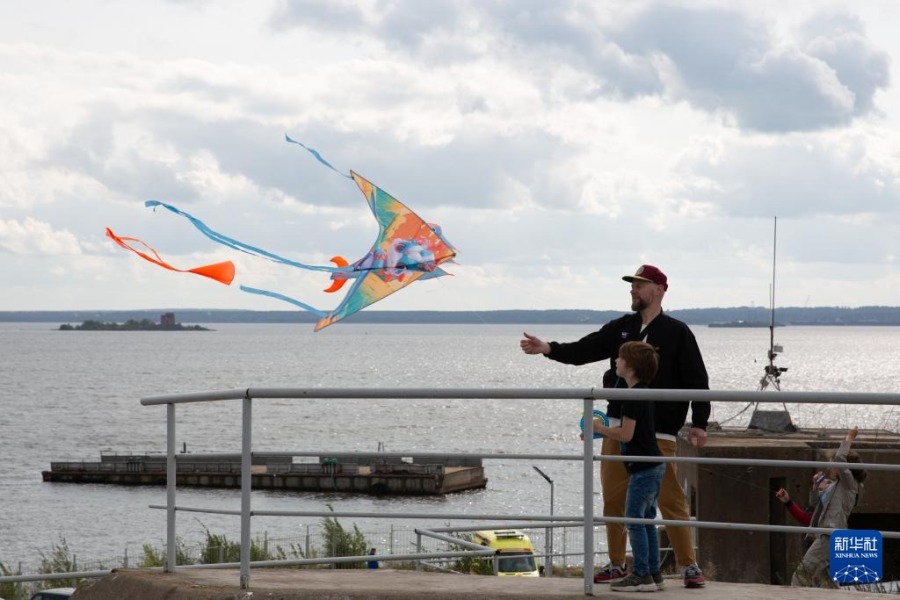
[631,297,646,312]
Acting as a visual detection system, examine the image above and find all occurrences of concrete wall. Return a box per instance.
[676,427,900,584]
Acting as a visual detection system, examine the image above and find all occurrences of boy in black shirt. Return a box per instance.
[593,341,665,592]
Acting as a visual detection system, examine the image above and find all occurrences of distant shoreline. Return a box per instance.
[3,306,900,326]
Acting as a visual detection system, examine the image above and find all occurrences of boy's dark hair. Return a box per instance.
[846,451,868,483]
[618,341,659,385]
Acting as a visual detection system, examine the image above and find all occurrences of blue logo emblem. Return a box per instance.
[830,530,882,585]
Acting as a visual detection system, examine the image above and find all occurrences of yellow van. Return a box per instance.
[473,529,540,577]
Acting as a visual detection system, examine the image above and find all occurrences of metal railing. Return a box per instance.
[133,387,900,595]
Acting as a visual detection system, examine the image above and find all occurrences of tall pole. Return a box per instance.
[532,466,555,577]
[768,216,777,367]
[166,403,176,572]
[582,398,594,595]
[240,394,252,588]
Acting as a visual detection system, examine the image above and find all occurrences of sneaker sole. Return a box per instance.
[611,584,658,592]
[684,579,706,588]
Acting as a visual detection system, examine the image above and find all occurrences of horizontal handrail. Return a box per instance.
[145,505,900,540]
[156,450,900,472]
[0,570,111,584]
[142,386,900,405]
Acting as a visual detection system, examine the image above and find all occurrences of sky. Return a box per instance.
[1,0,899,314]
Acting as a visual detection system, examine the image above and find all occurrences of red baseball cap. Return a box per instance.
[623,264,668,290]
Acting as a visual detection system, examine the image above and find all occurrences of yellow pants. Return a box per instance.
[600,436,697,568]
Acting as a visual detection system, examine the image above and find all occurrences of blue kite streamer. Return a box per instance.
[284,134,352,179]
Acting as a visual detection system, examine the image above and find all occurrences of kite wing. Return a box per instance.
[324,170,456,284]
[314,270,427,331]
[307,171,456,329]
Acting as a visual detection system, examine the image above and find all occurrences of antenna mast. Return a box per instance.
[750,216,795,432]
[768,216,777,370]
[759,216,787,391]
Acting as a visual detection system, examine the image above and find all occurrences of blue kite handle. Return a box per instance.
[579,409,609,439]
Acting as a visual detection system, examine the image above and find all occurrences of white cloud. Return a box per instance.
[0,0,898,312]
[0,217,82,255]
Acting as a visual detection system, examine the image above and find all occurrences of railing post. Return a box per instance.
[583,397,594,595]
[415,532,422,571]
[549,481,555,576]
[166,402,176,572]
[240,393,252,589]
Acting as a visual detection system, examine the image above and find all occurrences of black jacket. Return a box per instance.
[546,311,710,436]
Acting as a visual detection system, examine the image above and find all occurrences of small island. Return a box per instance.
[60,312,210,331]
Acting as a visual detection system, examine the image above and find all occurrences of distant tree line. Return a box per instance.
[4,306,900,326]
[673,305,900,326]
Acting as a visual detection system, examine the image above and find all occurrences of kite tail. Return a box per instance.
[145,200,335,274]
[284,134,352,179]
[105,227,235,285]
[239,285,328,318]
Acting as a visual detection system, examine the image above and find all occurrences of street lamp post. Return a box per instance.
[532,465,554,577]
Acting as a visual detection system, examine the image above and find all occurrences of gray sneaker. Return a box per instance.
[610,572,657,592]
[593,562,628,583]
[683,563,706,588]
[651,571,666,590]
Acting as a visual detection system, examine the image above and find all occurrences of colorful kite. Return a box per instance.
[106,139,457,330]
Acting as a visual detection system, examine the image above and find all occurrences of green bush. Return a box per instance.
[0,561,22,600]
[198,526,281,564]
[321,507,369,568]
[138,540,194,567]
[36,537,86,589]
[273,542,314,564]
[451,534,493,575]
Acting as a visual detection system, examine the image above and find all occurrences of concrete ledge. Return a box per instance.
[71,568,884,599]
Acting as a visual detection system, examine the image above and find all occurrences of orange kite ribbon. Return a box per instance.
[105,227,235,285]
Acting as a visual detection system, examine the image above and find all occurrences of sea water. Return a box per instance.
[1,322,898,571]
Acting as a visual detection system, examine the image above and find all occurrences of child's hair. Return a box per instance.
[617,341,660,385]
[846,450,868,483]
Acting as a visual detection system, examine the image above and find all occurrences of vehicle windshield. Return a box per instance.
[498,553,536,573]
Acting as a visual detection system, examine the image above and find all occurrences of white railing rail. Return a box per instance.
[138,387,900,595]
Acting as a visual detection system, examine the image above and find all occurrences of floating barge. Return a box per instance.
[42,453,487,495]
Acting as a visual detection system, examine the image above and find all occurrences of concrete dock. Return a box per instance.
[71,568,885,599]
[43,453,488,495]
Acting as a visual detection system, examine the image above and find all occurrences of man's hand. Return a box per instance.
[775,488,790,504]
[847,426,859,442]
[520,332,550,355]
[687,427,708,448]
[581,418,605,441]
